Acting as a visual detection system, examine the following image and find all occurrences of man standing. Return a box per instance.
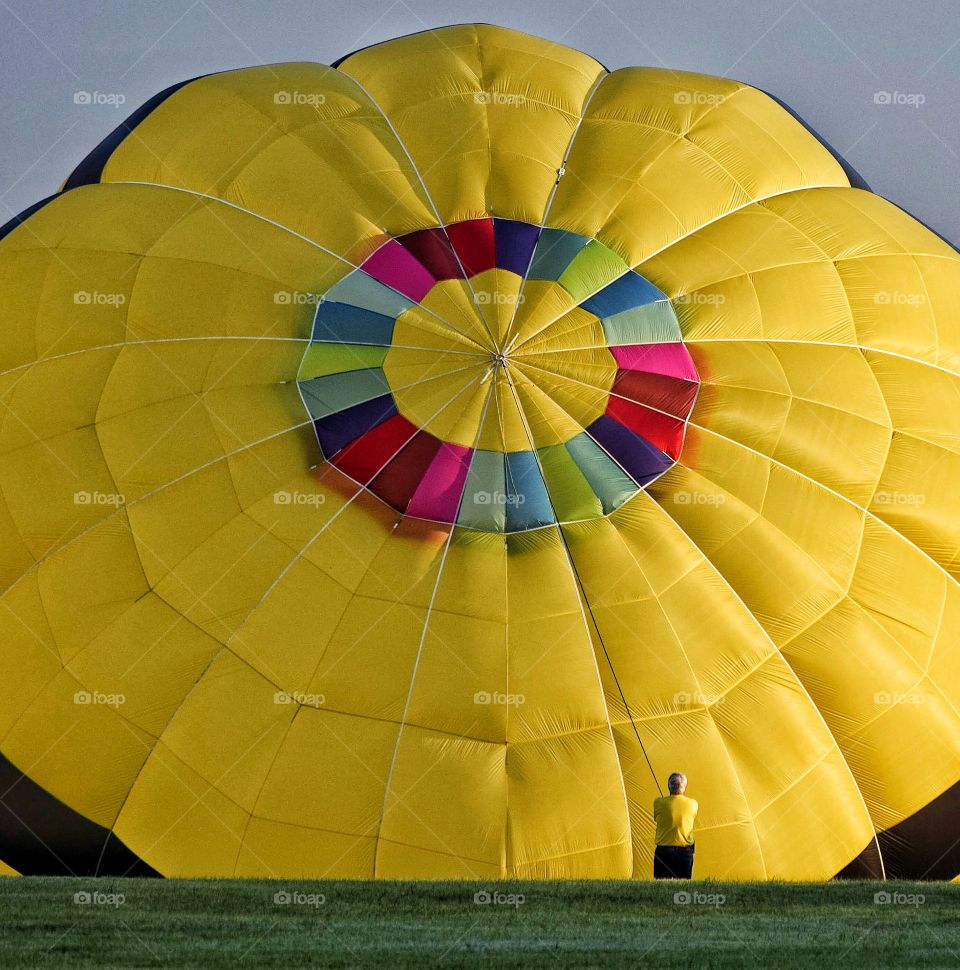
[653,772,698,879]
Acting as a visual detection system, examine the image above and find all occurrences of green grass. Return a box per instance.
[1,878,957,969]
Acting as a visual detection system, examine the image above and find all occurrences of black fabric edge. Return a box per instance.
[62,74,211,190]
[0,194,59,243]
[0,750,159,877]
[833,837,883,880]
[876,779,960,880]
[833,779,960,881]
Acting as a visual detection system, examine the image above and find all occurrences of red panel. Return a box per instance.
[613,370,698,419]
[370,432,443,512]
[330,414,419,484]
[606,396,686,459]
[398,228,464,281]
[446,218,496,277]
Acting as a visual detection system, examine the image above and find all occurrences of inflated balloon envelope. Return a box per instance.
[0,24,957,881]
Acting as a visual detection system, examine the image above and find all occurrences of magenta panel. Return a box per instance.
[611,342,699,381]
[360,240,436,302]
[405,441,473,522]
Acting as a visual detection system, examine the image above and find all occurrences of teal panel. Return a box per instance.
[601,301,682,345]
[527,228,592,281]
[565,432,639,513]
[323,270,414,319]
[458,449,507,532]
[299,368,391,419]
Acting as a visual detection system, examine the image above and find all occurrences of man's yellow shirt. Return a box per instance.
[653,794,698,847]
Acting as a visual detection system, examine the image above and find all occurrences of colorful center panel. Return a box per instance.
[297,218,700,533]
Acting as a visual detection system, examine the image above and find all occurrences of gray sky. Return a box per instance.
[1,0,958,245]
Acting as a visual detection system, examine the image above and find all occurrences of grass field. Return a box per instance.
[1,878,957,969]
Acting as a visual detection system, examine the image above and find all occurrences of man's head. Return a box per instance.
[667,772,687,795]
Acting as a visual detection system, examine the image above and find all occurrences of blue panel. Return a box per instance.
[581,271,666,318]
[312,303,395,345]
[527,228,592,281]
[504,451,556,531]
[313,394,397,458]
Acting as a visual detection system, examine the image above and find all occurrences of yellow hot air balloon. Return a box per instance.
[0,25,957,882]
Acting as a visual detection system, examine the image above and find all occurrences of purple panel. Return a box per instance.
[360,240,436,302]
[314,393,397,458]
[587,414,673,485]
[494,218,541,277]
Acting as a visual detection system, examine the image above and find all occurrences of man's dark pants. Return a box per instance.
[653,844,694,879]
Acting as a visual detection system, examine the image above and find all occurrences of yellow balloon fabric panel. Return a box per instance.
[0,24,958,882]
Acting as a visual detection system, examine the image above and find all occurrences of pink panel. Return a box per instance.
[611,342,699,381]
[361,240,436,302]
[406,442,473,523]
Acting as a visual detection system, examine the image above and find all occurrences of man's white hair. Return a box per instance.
[667,772,687,794]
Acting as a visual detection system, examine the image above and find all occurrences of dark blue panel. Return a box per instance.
[312,303,395,345]
[313,393,397,458]
[494,218,540,276]
[582,272,665,318]
[504,450,556,531]
[587,415,673,485]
